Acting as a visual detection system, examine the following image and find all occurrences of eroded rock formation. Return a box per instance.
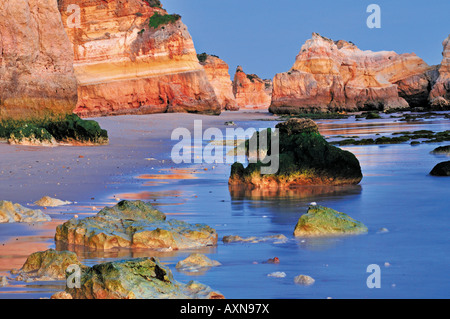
[58,0,220,116]
[270,33,432,113]
[198,53,238,111]
[0,0,77,121]
[429,35,450,107]
[233,66,272,109]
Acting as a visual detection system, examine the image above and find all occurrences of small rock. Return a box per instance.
[263,257,280,264]
[51,291,73,299]
[267,272,286,278]
[294,275,315,286]
[176,254,221,272]
[0,276,8,287]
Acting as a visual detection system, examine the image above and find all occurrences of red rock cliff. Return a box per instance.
[0,0,77,121]
[429,35,450,108]
[199,54,238,111]
[58,0,220,117]
[270,33,431,114]
[232,66,272,109]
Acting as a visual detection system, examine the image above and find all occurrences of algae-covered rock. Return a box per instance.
[55,200,217,250]
[0,200,51,223]
[431,145,450,155]
[229,118,362,188]
[63,257,224,299]
[8,125,57,146]
[17,249,84,280]
[176,254,221,272]
[294,205,368,237]
[430,161,450,176]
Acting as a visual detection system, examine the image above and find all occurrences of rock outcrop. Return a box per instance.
[430,161,450,176]
[229,118,363,188]
[233,66,272,109]
[0,0,77,121]
[55,200,218,250]
[294,205,368,237]
[58,0,220,116]
[0,201,51,224]
[198,54,238,111]
[58,257,224,299]
[15,249,85,281]
[270,33,431,113]
[429,35,450,107]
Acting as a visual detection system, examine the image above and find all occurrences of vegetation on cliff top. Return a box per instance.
[148,12,181,29]
[144,0,162,8]
[197,53,220,63]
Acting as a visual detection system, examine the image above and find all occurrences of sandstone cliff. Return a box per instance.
[198,53,238,111]
[0,0,77,121]
[232,66,272,109]
[429,35,450,107]
[58,0,220,116]
[270,33,431,114]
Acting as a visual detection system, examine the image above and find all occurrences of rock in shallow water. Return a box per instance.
[0,201,51,223]
[294,205,368,237]
[34,196,71,207]
[176,254,221,272]
[294,275,315,286]
[16,249,85,281]
[430,161,450,176]
[55,200,218,250]
[57,257,224,299]
[431,145,450,155]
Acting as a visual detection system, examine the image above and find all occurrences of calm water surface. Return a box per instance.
[1,113,449,299]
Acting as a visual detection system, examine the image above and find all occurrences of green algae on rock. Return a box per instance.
[229,118,363,188]
[55,200,218,250]
[430,161,450,176]
[294,205,368,237]
[8,125,57,146]
[17,249,85,281]
[0,200,51,223]
[61,257,224,299]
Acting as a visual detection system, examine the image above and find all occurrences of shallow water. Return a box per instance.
[1,112,449,299]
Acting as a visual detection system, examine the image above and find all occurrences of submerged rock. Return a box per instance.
[34,196,71,207]
[294,205,368,237]
[294,275,315,286]
[431,145,450,155]
[0,201,51,223]
[222,234,288,244]
[267,272,286,278]
[55,200,218,250]
[430,161,450,176]
[58,257,224,299]
[16,249,84,281]
[229,118,363,188]
[176,254,221,272]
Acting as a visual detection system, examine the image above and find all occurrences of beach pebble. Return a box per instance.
[294,275,315,286]
[267,272,286,278]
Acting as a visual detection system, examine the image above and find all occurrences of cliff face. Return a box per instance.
[0,0,77,121]
[270,33,431,114]
[429,35,450,107]
[58,0,220,116]
[199,54,238,111]
[232,66,272,109]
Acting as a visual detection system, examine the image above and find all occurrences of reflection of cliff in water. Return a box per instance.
[229,184,362,202]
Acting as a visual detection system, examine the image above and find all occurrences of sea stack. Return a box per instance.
[429,35,450,108]
[58,0,221,116]
[233,66,272,109]
[270,33,432,114]
[198,53,239,111]
[0,0,78,121]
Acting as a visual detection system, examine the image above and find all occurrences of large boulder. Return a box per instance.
[0,201,51,223]
[430,161,450,176]
[229,118,363,188]
[16,249,84,281]
[55,200,218,250]
[294,205,368,237]
[60,257,224,299]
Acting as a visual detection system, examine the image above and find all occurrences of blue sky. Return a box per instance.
[163,0,450,79]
